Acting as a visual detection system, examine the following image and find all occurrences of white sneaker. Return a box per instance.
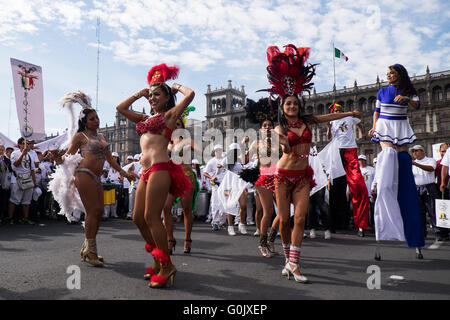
[238,223,248,235]
[205,218,211,223]
[428,240,443,250]
[254,229,260,236]
[247,220,255,226]
[309,229,316,239]
[324,230,331,240]
[228,226,236,236]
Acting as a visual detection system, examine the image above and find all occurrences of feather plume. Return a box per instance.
[58,91,93,149]
[147,63,180,85]
[260,44,318,98]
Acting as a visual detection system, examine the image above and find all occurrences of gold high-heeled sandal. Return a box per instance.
[80,240,103,262]
[149,266,177,288]
[81,239,104,267]
[144,263,161,280]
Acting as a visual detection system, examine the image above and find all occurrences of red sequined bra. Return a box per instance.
[136,113,173,140]
[287,127,312,147]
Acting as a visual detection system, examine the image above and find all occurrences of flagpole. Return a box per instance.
[332,42,336,102]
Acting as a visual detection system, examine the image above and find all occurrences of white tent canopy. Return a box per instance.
[0,132,17,149]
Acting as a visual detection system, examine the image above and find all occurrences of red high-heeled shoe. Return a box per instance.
[149,248,176,288]
[144,243,160,280]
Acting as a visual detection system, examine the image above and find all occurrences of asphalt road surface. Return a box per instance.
[1,218,449,302]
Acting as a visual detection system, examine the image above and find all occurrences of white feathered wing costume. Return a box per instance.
[48,91,94,221]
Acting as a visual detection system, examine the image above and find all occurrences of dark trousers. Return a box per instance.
[0,188,10,220]
[328,175,350,231]
[307,188,330,230]
[115,187,129,218]
[418,183,449,240]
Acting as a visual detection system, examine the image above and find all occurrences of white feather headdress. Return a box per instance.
[59,91,94,149]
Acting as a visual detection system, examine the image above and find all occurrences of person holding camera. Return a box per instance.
[6,137,37,225]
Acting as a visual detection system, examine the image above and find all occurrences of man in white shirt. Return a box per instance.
[7,138,37,225]
[124,154,141,220]
[327,103,369,237]
[203,145,227,230]
[411,145,448,246]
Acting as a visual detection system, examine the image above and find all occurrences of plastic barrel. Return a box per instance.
[195,190,211,218]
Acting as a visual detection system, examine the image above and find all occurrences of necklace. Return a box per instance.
[85,129,98,137]
[286,119,303,128]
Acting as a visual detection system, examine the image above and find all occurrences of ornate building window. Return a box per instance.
[368,96,377,111]
[234,117,239,128]
[445,85,450,100]
[433,86,443,102]
[317,104,324,114]
[418,88,427,105]
[358,98,367,112]
[346,100,354,111]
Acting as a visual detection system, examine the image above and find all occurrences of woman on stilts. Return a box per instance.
[369,64,425,260]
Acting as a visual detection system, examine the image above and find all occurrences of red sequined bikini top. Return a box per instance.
[136,113,173,140]
[287,127,312,147]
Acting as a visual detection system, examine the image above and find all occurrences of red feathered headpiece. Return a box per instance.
[259,44,317,98]
[147,63,180,86]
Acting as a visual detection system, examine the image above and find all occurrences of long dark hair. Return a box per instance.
[77,109,97,132]
[227,150,240,170]
[279,93,317,134]
[389,64,417,97]
[150,82,177,114]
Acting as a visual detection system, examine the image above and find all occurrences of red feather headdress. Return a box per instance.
[147,63,180,86]
[259,44,317,98]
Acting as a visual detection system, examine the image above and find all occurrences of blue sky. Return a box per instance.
[1,0,449,141]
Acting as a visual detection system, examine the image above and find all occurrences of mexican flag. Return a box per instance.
[334,47,348,61]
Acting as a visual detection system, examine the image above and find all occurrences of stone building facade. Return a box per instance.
[101,68,450,164]
[205,80,248,132]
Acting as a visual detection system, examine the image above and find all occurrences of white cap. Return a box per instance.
[134,154,141,160]
[126,155,134,160]
[112,152,119,157]
[229,143,241,150]
[358,154,367,161]
[373,157,378,163]
[214,144,223,151]
[192,159,199,165]
[410,145,424,152]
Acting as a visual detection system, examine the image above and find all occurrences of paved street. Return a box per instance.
[1,218,449,301]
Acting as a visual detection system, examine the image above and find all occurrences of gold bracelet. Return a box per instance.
[133,92,141,99]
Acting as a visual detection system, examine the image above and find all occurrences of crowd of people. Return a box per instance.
[1,48,450,289]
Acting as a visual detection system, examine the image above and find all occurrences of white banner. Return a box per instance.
[435,199,450,229]
[432,143,444,161]
[35,132,68,152]
[10,58,45,141]
[0,132,17,149]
